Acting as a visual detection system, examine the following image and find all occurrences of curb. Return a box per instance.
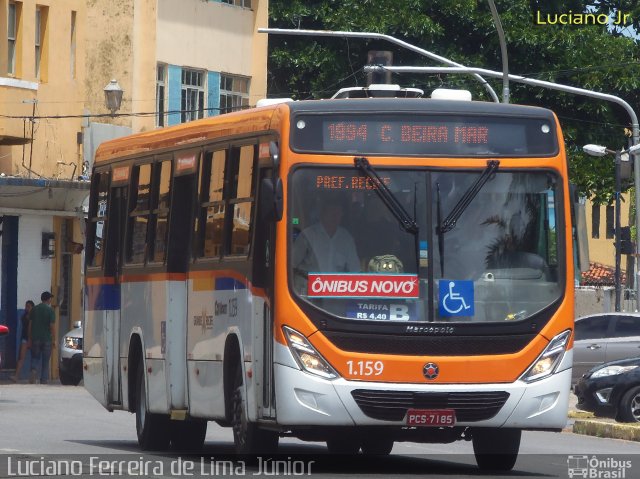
[568,410,595,419]
[573,419,640,442]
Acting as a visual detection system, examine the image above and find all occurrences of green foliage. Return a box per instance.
[267,0,640,203]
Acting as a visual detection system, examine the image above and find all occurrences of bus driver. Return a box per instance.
[292,197,360,278]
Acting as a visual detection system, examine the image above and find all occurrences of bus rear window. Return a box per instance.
[291,113,558,157]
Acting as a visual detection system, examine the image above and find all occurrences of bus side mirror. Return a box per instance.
[259,177,283,222]
[269,141,280,170]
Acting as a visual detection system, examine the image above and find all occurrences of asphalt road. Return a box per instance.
[0,383,638,478]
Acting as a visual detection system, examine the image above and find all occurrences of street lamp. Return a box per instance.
[583,143,640,311]
[103,79,123,117]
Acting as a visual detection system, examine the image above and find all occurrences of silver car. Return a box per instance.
[572,312,640,384]
[59,321,83,386]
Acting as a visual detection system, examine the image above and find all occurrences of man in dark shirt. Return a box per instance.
[29,291,56,384]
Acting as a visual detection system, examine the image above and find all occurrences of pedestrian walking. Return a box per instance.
[29,291,56,384]
[10,300,34,382]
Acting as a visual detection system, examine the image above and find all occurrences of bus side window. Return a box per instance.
[104,186,128,277]
[227,144,256,256]
[150,159,172,264]
[195,149,226,259]
[126,163,152,264]
[167,152,199,272]
[87,171,110,268]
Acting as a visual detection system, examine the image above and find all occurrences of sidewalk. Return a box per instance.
[568,392,640,442]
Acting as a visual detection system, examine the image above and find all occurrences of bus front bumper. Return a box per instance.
[273,360,571,430]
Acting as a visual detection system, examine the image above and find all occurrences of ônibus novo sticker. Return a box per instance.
[307,273,419,298]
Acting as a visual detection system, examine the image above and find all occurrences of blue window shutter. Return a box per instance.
[167,65,182,125]
[207,72,220,117]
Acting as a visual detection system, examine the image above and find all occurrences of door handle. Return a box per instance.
[587,344,602,350]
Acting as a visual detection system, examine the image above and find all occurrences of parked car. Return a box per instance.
[574,357,640,422]
[0,324,7,369]
[572,312,640,384]
[59,321,83,386]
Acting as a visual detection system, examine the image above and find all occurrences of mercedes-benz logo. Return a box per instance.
[423,362,439,380]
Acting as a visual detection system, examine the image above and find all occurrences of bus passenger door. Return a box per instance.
[103,185,127,406]
[253,167,278,419]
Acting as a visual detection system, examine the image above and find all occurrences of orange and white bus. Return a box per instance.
[84,88,574,470]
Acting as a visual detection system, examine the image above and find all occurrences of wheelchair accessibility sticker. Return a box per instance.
[439,280,474,317]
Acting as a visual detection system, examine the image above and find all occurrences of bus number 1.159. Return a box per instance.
[346,360,384,377]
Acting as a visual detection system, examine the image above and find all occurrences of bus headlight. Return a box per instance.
[520,330,571,383]
[283,326,339,380]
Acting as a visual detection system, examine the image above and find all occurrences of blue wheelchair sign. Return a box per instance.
[439,280,474,317]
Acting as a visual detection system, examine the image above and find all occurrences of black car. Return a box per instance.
[574,357,640,423]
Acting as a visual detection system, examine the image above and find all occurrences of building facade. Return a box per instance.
[0,0,88,378]
[582,194,633,290]
[0,0,269,378]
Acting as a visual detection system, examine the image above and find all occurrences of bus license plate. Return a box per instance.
[406,409,456,427]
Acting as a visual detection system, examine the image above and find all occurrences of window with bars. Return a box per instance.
[8,2,17,75]
[221,0,252,8]
[606,205,614,239]
[591,204,600,239]
[70,11,76,79]
[181,69,205,123]
[35,7,40,78]
[156,64,166,127]
[220,74,250,114]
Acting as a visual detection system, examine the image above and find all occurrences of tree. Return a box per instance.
[267,0,640,203]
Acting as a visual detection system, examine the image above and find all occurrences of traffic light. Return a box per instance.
[620,226,635,255]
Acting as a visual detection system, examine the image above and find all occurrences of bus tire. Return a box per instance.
[231,364,279,455]
[361,436,394,455]
[135,360,170,450]
[170,419,208,452]
[472,428,520,471]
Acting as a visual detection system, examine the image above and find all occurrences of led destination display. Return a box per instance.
[292,114,558,156]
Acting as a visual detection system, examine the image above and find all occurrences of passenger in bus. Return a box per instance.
[292,197,360,277]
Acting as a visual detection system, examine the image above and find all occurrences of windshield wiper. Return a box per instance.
[354,157,419,234]
[436,160,500,275]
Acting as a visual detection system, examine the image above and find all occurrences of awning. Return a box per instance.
[0,176,90,217]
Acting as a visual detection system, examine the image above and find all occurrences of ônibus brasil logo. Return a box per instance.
[567,455,632,479]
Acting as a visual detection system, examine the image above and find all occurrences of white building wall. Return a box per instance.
[17,216,54,306]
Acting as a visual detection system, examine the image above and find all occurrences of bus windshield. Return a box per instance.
[289,166,562,324]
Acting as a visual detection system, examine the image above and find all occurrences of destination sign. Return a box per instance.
[291,114,557,157]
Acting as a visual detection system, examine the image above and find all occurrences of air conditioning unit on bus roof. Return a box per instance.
[431,88,473,101]
[256,98,294,107]
[331,84,424,99]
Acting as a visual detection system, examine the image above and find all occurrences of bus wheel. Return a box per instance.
[361,436,394,455]
[135,361,170,450]
[472,428,520,471]
[170,420,208,452]
[231,365,279,454]
[326,433,361,455]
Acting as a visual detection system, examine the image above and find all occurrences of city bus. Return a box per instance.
[83,88,575,470]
